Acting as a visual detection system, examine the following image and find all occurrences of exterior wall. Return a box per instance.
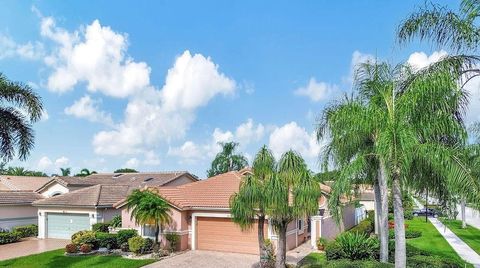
[359,201,375,211]
[37,207,97,238]
[343,204,356,230]
[0,205,37,230]
[163,175,196,187]
[97,208,120,223]
[39,183,69,197]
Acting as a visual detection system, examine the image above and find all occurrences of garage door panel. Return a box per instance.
[47,213,90,239]
[196,217,262,255]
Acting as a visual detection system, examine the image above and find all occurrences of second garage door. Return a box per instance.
[47,213,90,239]
[196,217,260,254]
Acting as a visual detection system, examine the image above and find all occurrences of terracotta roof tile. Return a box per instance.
[0,190,44,204]
[0,176,51,191]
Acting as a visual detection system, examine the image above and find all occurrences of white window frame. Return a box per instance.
[298,219,304,234]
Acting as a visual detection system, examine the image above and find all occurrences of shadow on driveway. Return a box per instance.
[0,238,68,261]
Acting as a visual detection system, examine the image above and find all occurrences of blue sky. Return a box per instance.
[0,0,471,177]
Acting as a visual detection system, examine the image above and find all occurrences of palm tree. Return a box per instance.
[398,0,480,53]
[207,142,248,177]
[4,166,32,176]
[114,168,138,173]
[75,168,97,177]
[126,189,172,244]
[230,146,276,267]
[266,150,320,268]
[319,58,480,267]
[0,73,44,162]
[60,167,71,176]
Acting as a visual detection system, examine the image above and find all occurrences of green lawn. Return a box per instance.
[298,252,327,267]
[0,249,155,268]
[441,218,480,255]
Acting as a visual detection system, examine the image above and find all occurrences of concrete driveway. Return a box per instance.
[0,238,68,260]
[144,250,259,268]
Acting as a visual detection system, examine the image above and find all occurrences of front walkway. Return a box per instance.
[429,218,480,268]
[287,239,317,266]
[0,238,68,260]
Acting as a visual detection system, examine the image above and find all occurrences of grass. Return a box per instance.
[297,252,327,267]
[405,217,470,266]
[441,218,480,255]
[0,249,155,268]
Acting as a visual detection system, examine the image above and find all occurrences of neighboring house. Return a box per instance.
[116,170,356,255]
[33,171,197,239]
[0,176,50,230]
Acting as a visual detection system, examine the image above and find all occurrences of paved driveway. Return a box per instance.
[0,238,68,260]
[144,250,259,268]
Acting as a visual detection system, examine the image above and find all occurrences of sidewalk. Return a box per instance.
[429,218,480,268]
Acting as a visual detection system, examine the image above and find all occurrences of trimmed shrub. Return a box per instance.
[95,232,118,249]
[404,210,414,220]
[92,223,110,233]
[407,255,462,268]
[117,229,138,245]
[120,242,130,252]
[110,215,121,228]
[65,243,77,253]
[80,243,92,253]
[165,232,180,251]
[13,224,38,238]
[71,230,99,249]
[389,229,422,239]
[349,220,373,235]
[0,232,20,245]
[323,259,394,268]
[141,238,154,254]
[128,236,144,255]
[335,232,378,261]
[325,242,346,260]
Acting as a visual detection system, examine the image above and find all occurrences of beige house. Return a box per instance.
[0,176,50,230]
[116,170,357,254]
[31,171,197,239]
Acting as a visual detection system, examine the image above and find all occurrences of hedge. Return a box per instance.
[13,224,38,238]
[95,232,118,249]
[92,223,110,233]
[389,229,422,239]
[117,229,138,245]
[407,255,463,268]
[0,232,20,245]
[349,220,373,236]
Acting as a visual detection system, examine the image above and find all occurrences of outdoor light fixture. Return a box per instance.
[318,209,325,217]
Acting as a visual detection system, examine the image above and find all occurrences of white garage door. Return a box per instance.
[47,213,90,239]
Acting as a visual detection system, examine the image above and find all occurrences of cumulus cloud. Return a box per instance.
[64,95,113,125]
[168,141,203,163]
[124,158,139,169]
[407,50,448,70]
[41,17,150,97]
[268,121,321,161]
[235,118,265,145]
[0,34,44,60]
[93,50,236,155]
[294,78,338,102]
[36,156,70,173]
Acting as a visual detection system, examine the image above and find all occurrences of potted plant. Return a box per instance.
[316,237,328,251]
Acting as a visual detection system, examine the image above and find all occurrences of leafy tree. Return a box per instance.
[0,73,44,162]
[207,142,248,177]
[60,167,71,176]
[230,146,276,267]
[75,168,97,177]
[114,168,138,173]
[319,58,480,267]
[0,166,47,177]
[126,189,171,244]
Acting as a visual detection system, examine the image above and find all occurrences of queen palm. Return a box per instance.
[319,58,480,267]
[60,167,71,176]
[0,73,44,162]
[126,189,172,244]
[230,146,276,268]
[207,142,248,177]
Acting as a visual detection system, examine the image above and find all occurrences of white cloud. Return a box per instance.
[407,50,448,70]
[64,95,113,125]
[54,156,69,167]
[294,78,338,102]
[347,50,376,83]
[40,110,49,122]
[41,17,150,97]
[36,156,70,173]
[143,151,161,166]
[168,141,203,163]
[37,156,53,171]
[124,158,139,168]
[268,121,321,161]
[0,34,44,60]
[93,50,236,155]
[235,118,264,145]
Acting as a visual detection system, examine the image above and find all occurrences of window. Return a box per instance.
[298,219,304,234]
[142,224,157,238]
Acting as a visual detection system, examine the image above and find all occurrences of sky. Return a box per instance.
[0,0,475,178]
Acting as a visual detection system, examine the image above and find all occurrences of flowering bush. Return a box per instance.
[65,243,77,253]
[80,243,92,253]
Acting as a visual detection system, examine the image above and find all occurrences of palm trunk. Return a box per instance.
[392,176,406,267]
[258,215,267,268]
[374,180,381,235]
[154,223,160,244]
[461,199,466,229]
[378,161,389,263]
[275,221,288,268]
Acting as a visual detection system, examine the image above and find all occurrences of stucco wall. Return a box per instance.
[39,183,69,197]
[0,205,37,230]
[163,175,196,187]
[97,208,120,223]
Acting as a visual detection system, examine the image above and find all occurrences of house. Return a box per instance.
[0,175,50,230]
[116,170,357,255]
[33,171,197,239]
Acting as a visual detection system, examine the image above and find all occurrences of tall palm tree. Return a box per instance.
[0,73,44,162]
[319,58,480,267]
[5,166,32,176]
[398,0,480,53]
[230,146,276,268]
[126,189,172,244]
[207,141,248,177]
[75,168,97,177]
[266,150,320,268]
[60,167,71,176]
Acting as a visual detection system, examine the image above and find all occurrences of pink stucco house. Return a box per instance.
[116,170,357,254]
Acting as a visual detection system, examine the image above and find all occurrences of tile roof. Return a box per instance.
[0,176,51,191]
[0,190,44,205]
[33,184,131,207]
